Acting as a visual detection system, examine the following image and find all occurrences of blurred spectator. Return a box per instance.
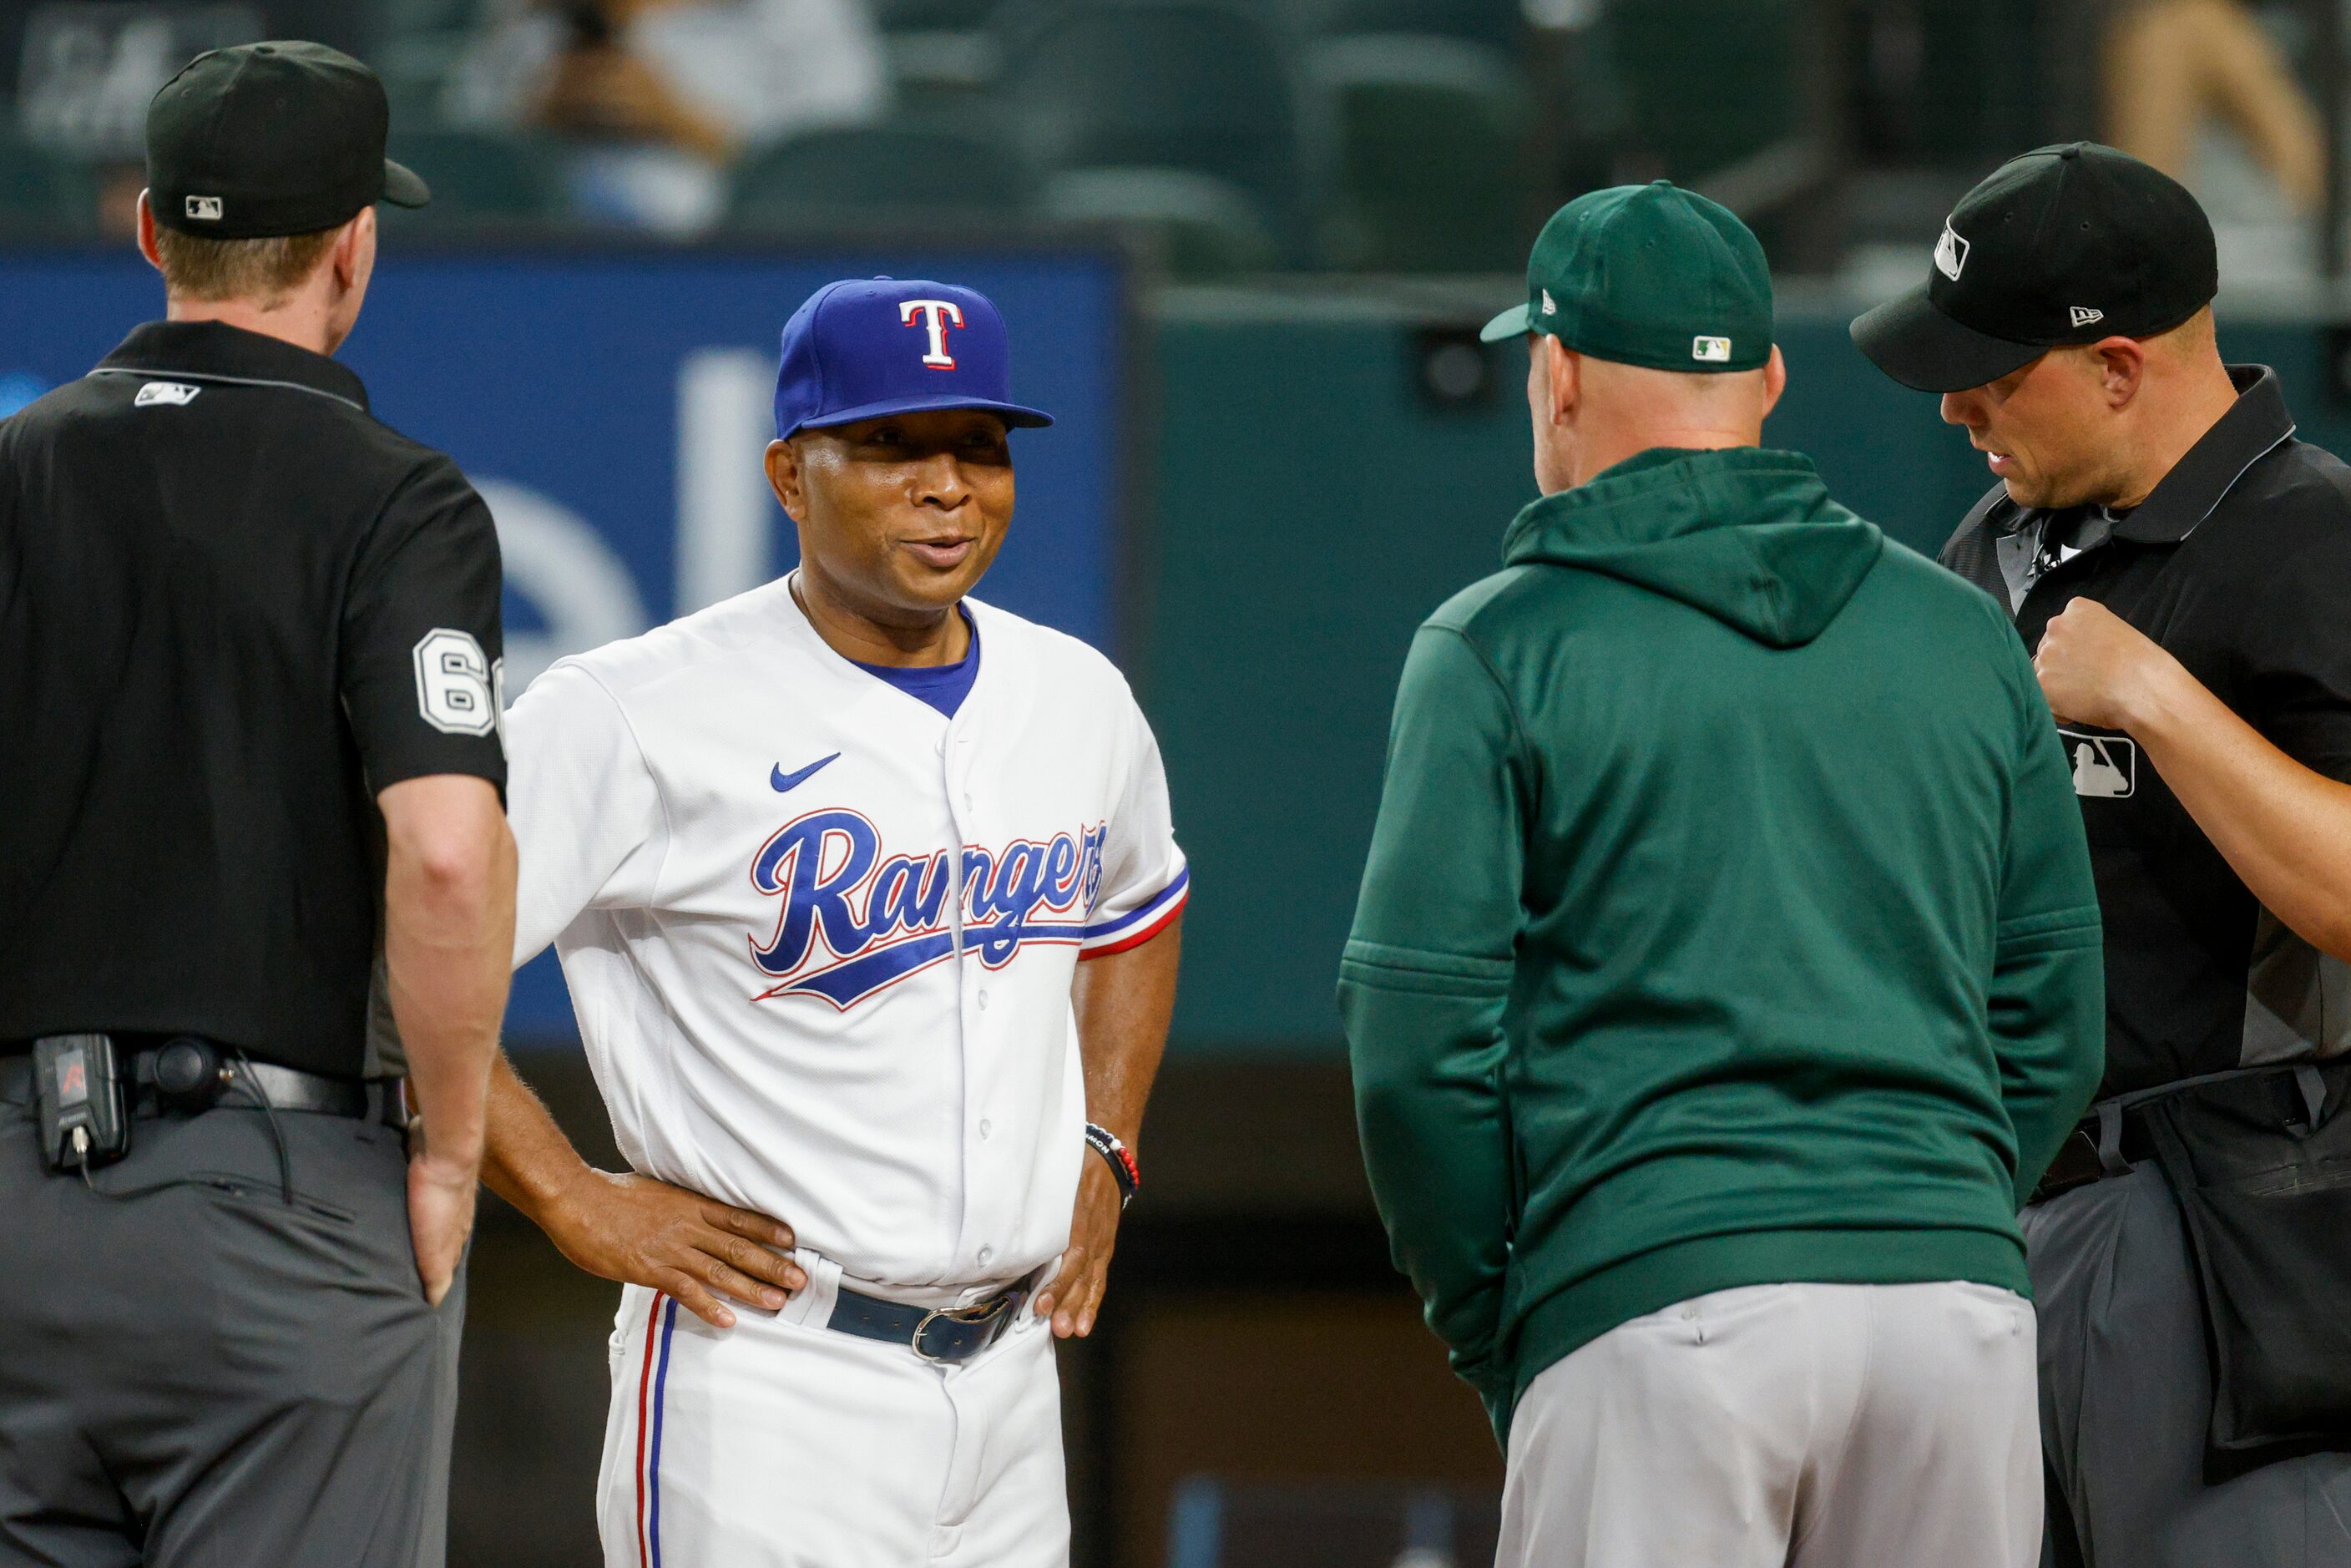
[2104,0,2322,215]
[447,0,891,235]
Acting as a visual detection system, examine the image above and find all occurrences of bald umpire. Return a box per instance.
[1856,143,2351,1565]
[0,43,513,1566]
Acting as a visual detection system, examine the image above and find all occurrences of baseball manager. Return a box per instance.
[1344,181,2106,1568]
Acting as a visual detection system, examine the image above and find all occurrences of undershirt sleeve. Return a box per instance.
[503,662,670,966]
[1079,678,1188,957]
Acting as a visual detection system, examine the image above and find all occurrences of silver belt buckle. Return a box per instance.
[912,1297,1004,1363]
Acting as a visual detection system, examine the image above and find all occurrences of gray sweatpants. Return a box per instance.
[1496,1281,2041,1568]
[2025,1163,2351,1567]
[0,1092,463,1567]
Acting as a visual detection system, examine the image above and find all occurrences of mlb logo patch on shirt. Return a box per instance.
[2059,728,2134,798]
[134,382,201,407]
[1692,336,1732,363]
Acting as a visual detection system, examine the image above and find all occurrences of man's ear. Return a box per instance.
[1544,335,1580,428]
[2092,336,2148,409]
[135,191,163,273]
[766,438,807,523]
[1760,344,1787,420]
[331,207,375,291]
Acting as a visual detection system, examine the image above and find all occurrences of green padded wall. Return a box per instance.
[1145,305,2343,1053]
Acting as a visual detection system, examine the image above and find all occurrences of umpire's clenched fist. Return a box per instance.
[2034,596,2182,732]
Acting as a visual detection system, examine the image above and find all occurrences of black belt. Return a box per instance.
[825,1283,1027,1363]
[2029,1063,2324,1206]
[2031,1110,2157,1203]
[0,1038,403,1126]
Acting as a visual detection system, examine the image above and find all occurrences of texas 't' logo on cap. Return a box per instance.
[899,299,964,370]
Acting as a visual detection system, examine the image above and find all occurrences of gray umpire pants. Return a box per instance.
[2026,1162,2351,1567]
[0,1088,464,1567]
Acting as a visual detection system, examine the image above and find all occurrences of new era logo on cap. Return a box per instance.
[185,195,224,221]
[1934,222,1969,282]
[2070,306,2105,327]
[1691,336,1732,362]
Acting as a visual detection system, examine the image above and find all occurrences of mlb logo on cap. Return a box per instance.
[774,277,1054,440]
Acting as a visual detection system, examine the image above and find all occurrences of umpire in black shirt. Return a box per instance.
[1856,144,2351,1565]
[0,43,513,1566]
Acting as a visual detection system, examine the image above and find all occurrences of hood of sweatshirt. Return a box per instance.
[1500,446,1885,649]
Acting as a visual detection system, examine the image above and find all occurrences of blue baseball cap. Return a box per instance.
[773,277,1054,440]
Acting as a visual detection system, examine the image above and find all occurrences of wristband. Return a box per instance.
[1083,1122,1140,1208]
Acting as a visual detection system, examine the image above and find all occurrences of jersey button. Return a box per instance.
[977,990,989,1010]
[978,1119,993,1139]
[978,1246,994,1265]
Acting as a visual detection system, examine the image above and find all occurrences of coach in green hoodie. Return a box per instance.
[1339,183,2106,1568]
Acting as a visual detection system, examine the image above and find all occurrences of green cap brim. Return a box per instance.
[383,158,431,209]
[1479,302,1532,343]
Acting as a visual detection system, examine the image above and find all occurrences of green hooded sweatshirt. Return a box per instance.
[1339,446,2105,1443]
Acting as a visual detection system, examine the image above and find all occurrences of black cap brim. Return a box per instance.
[382,158,430,209]
[1850,285,2045,393]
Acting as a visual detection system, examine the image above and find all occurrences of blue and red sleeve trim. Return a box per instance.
[1079,865,1190,959]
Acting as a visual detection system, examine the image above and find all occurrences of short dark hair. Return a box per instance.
[152,223,340,303]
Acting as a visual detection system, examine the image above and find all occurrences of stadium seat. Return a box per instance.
[0,131,94,233]
[997,2,1312,264]
[1266,0,1521,47]
[376,0,481,42]
[874,0,1003,109]
[726,125,1033,230]
[1606,0,1796,181]
[1039,167,1280,278]
[382,129,566,225]
[874,0,997,28]
[1311,33,1531,271]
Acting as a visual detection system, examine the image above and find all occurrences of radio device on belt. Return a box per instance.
[33,1033,129,1173]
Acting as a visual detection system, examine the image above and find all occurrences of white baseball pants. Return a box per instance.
[1496,1280,2040,1568]
[596,1272,1068,1568]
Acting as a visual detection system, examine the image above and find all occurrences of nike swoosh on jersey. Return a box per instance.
[770,753,842,793]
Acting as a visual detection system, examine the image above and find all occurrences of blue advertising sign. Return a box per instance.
[0,241,1132,1042]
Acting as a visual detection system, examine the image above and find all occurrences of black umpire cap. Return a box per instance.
[1851,142,2217,393]
[147,41,431,240]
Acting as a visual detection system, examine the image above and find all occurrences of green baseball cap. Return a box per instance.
[1479,181,1774,373]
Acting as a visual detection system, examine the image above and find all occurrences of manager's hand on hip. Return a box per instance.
[1035,1159,1125,1338]
[408,1136,480,1308]
[547,1170,805,1328]
[2034,596,2178,731]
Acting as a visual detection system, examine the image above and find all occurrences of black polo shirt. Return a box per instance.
[1943,365,2351,1097]
[0,321,506,1079]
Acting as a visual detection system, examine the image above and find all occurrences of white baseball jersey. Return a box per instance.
[505,574,1187,1292]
